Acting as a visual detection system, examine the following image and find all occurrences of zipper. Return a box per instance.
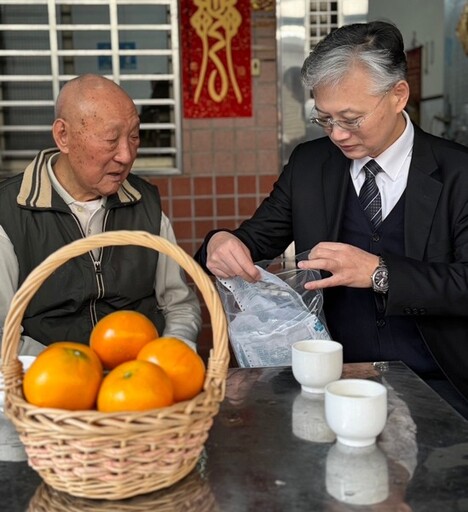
[68,210,107,327]
[89,209,111,325]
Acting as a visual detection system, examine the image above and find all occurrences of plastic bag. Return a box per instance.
[216,253,331,367]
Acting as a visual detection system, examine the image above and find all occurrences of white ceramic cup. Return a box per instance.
[291,340,343,394]
[326,442,389,506]
[324,379,388,447]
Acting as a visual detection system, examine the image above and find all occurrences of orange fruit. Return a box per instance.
[90,310,159,370]
[97,359,174,412]
[137,337,206,402]
[23,342,103,410]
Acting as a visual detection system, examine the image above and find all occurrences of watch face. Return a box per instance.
[375,269,388,285]
[373,267,389,292]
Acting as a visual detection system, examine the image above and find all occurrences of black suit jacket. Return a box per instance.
[229,124,468,399]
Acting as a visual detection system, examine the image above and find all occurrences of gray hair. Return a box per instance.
[301,21,408,96]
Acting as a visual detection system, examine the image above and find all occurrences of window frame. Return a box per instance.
[0,0,182,178]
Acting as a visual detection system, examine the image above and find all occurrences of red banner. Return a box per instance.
[180,0,252,118]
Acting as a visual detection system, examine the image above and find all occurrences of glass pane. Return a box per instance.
[67,5,110,24]
[118,30,170,51]
[3,106,54,151]
[63,54,172,77]
[117,5,169,23]
[0,4,47,23]
[1,80,53,102]
[1,55,52,76]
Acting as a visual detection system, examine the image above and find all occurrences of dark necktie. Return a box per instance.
[359,159,383,231]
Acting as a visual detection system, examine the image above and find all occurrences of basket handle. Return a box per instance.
[1,230,229,383]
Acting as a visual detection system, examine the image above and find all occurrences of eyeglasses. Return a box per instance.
[309,91,389,132]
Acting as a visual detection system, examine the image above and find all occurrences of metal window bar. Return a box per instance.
[307,0,341,51]
[0,0,181,177]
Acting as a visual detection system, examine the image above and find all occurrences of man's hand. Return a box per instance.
[206,232,261,282]
[298,242,380,290]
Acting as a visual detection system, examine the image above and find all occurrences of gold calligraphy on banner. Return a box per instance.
[190,0,243,104]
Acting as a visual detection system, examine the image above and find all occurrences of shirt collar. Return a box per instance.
[351,110,414,181]
[46,152,106,208]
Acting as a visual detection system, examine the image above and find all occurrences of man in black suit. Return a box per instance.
[195,21,468,416]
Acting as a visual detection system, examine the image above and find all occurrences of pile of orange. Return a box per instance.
[22,310,206,413]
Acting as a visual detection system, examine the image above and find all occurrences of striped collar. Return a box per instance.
[17,148,141,208]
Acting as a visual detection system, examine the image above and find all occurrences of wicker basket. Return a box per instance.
[1,230,229,500]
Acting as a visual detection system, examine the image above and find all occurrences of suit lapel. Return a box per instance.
[322,150,351,240]
[404,128,443,260]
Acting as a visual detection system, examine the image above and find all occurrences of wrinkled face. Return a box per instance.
[312,66,409,160]
[53,88,140,201]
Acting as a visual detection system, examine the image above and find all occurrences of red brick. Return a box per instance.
[195,197,214,217]
[239,196,259,216]
[153,178,169,197]
[172,220,193,239]
[194,176,214,195]
[172,197,192,217]
[160,197,170,213]
[219,218,240,230]
[259,174,277,194]
[238,175,257,194]
[215,176,235,195]
[217,197,236,216]
[195,219,216,238]
[172,177,192,196]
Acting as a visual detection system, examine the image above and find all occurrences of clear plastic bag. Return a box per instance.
[216,253,331,367]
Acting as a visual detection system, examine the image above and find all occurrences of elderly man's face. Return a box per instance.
[312,65,408,160]
[57,89,140,201]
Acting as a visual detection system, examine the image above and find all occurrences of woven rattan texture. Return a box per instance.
[1,231,229,500]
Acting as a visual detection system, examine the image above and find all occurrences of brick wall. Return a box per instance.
[146,9,280,363]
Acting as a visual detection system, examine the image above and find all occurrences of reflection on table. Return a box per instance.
[1,361,468,511]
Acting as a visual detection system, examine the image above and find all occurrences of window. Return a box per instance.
[0,0,182,177]
[307,1,340,49]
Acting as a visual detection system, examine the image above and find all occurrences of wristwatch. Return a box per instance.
[371,257,389,294]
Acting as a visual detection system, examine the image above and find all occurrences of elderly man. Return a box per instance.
[0,74,201,354]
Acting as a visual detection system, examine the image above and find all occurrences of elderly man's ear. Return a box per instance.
[52,118,70,153]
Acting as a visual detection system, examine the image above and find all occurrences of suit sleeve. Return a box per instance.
[385,161,468,317]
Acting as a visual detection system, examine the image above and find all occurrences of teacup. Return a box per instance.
[324,378,387,447]
[292,340,343,394]
[326,442,389,505]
